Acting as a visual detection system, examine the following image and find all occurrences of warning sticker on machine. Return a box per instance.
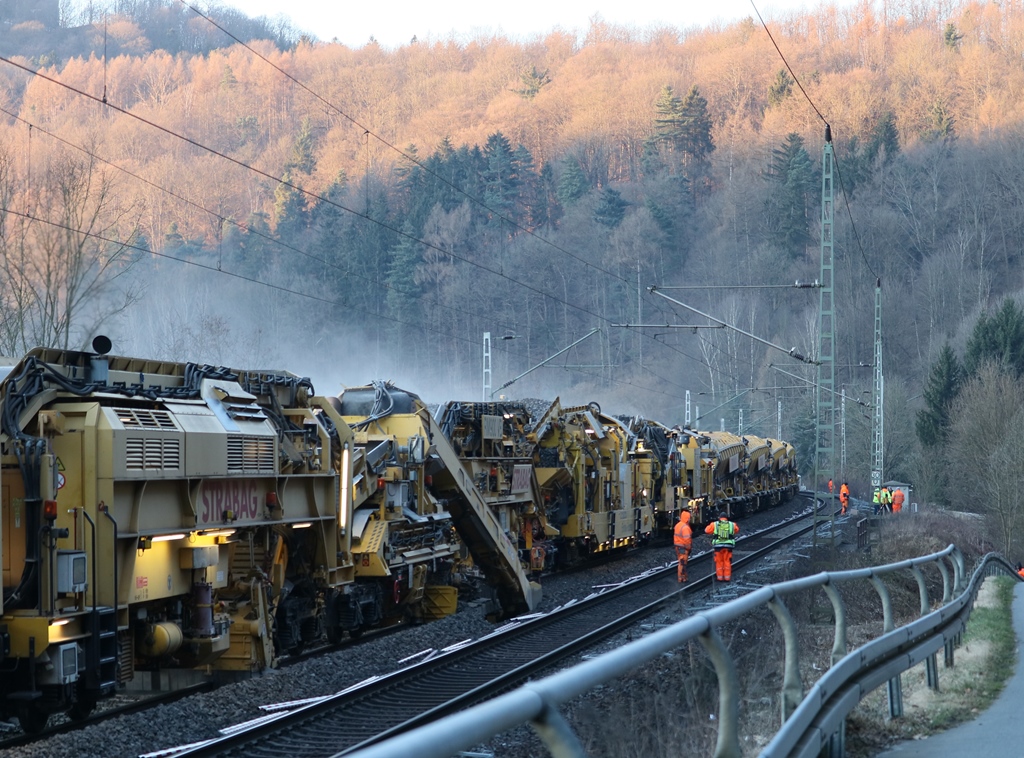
[136,576,148,588]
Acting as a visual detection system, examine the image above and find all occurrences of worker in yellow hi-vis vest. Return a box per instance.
[705,512,739,582]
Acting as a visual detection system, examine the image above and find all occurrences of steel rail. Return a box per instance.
[167,496,820,758]
[342,540,968,758]
[0,682,215,752]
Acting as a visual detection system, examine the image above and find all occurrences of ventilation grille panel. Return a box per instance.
[115,408,176,430]
[227,435,275,473]
[125,437,182,471]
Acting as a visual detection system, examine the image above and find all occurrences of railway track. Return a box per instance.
[0,607,416,752]
[165,494,824,758]
[0,682,215,752]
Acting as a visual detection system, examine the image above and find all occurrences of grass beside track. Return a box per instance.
[849,575,1018,756]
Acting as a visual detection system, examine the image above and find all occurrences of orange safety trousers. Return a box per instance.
[713,547,733,581]
[675,547,690,582]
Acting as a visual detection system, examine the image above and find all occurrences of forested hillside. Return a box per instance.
[1,0,1024,506]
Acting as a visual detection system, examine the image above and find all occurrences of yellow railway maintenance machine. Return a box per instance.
[0,346,536,732]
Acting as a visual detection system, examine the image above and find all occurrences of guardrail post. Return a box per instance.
[869,575,894,633]
[870,574,903,718]
[767,597,803,722]
[698,627,741,758]
[952,549,966,595]
[887,672,905,718]
[945,637,955,668]
[825,722,846,757]
[937,560,952,604]
[911,564,942,690]
[926,652,940,690]
[530,699,587,758]
[911,566,929,616]
[822,583,848,666]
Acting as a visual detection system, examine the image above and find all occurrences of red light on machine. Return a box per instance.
[44,500,58,520]
[266,492,279,508]
[425,475,432,486]
[377,477,385,490]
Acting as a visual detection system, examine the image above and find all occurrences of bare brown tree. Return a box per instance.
[0,146,142,353]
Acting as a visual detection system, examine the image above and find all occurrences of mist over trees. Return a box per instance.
[3,0,1024,513]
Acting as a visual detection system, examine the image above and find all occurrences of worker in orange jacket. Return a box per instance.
[673,511,693,582]
[1017,563,1024,580]
[705,512,739,582]
[839,482,850,515]
[891,488,905,513]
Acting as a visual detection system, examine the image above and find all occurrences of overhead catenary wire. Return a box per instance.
[173,2,747,383]
[176,0,651,291]
[0,204,693,400]
[649,286,816,365]
[748,0,877,282]
[0,54,725,391]
[0,104,522,338]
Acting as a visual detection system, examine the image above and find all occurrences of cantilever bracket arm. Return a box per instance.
[491,328,601,398]
[648,286,819,365]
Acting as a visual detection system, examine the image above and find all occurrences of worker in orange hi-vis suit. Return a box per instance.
[891,488,905,513]
[839,482,850,515]
[673,511,693,582]
[705,512,739,582]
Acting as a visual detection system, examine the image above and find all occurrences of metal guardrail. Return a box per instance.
[338,543,1013,758]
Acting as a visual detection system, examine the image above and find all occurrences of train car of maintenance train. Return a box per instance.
[439,401,798,572]
[0,341,796,732]
[0,345,535,732]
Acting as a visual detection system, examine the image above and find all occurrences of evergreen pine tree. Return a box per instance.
[867,112,900,165]
[513,144,541,227]
[310,172,348,285]
[385,224,422,343]
[678,86,714,165]
[766,133,815,254]
[557,158,589,206]
[240,211,273,278]
[916,344,964,447]
[515,66,551,99]
[653,85,684,146]
[641,136,664,176]
[944,23,963,50]
[220,64,238,90]
[289,118,317,176]
[482,132,518,219]
[594,187,627,228]
[274,171,307,240]
[164,222,185,251]
[925,101,956,143]
[964,299,1024,377]
[235,115,259,147]
[394,144,421,192]
[767,69,793,108]
[535,161,559,227]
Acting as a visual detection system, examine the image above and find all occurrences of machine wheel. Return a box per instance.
[68,698,96,721]
[17,706,49,734]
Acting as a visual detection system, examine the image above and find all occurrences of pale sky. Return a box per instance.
[225,0,848,49]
